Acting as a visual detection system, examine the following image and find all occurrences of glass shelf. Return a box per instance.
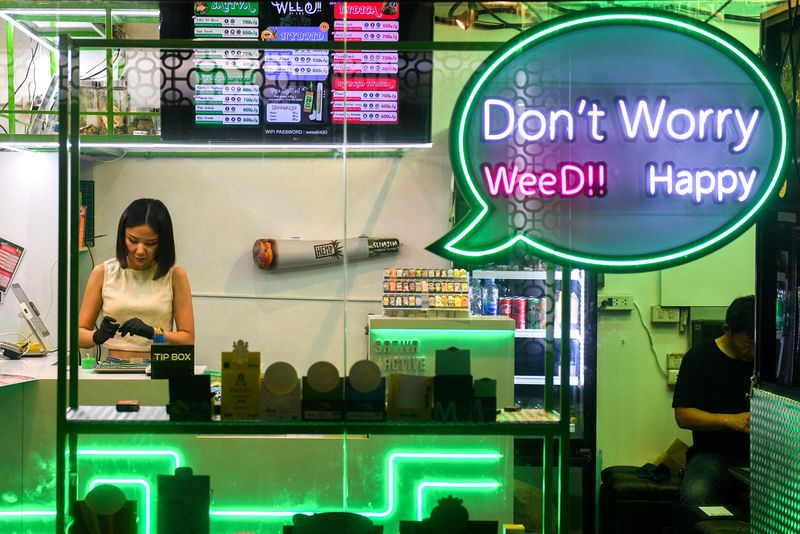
[514,328,581,339]
[66,406,561,436]
[472,269,584,282]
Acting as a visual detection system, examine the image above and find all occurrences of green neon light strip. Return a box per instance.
[448,10,788,269]
[0,450,502,524]
[0,511,56,517]
[75,449,181,470]
[417,482,501,521]
[88,478,150,534]
[210,451,503,520]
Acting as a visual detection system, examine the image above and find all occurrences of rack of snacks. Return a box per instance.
[381,268,470,316]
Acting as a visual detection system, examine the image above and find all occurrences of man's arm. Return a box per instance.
[674,407,750,433]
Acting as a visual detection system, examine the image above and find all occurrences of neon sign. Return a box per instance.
[428,9,789,271]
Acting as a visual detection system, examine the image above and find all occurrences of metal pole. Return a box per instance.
[558,267,572,533]
[542,264,556,533]
[55,32,70,534]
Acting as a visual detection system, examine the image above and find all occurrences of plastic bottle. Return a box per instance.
[571,291,580,328]
[482,278,499,316]
[469,277,483,316]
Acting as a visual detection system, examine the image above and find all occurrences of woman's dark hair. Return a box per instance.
[116,198,175,280]
[726,295,755,337]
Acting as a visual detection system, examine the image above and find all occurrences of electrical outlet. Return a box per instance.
[600,295,633,310]
[666,352,684,370]
[667,369,679,386]
[652,305,681,323]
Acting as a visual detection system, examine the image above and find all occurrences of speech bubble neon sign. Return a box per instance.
[428,9,789,272]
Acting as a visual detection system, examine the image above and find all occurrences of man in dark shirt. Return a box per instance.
[672,295,754,504]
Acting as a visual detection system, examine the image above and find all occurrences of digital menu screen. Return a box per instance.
[0,237,23,293]
[160,1,433,144]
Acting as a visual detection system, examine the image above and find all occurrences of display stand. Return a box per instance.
[55,36,573,534]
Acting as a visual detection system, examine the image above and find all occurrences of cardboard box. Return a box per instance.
[261,379,301,421]
[221,341,261,420]
[433,375,473,422]
[345,377,386,421]
[435,346,471,375]
[387,374,433,421]
[301,376,344,420]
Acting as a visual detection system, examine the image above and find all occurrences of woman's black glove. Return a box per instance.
[118,317,155,340]
[92,316,119,345]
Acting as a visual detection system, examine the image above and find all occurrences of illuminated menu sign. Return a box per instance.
[192,2,261,128]
[0,237,23,293]
[429,9,789,272]
[160,1,432,144]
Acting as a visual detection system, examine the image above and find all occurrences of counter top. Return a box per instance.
[0,353,206,384]
[368,315,515,330]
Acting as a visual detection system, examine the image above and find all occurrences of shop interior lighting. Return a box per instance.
[0,141,433,152]
[0,12,57,53]
[74,448,181,469]
[110,10,161,18]
[0,8,108,17]
[0,510,56,517]
[0,448,503,528]
[456,2,478,30]
[28,20,105,38]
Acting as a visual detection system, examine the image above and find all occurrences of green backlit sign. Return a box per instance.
[428,9,789,272]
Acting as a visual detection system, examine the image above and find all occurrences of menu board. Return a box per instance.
[160,1,433,144]
[0,237,23,293]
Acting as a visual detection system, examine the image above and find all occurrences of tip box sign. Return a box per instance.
[150,345,195,379]
[428,9,789,272]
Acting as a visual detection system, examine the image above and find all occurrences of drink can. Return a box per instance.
[527,298,540,329]
[540,297,549,327]
[512,297,527,329]
[498,297,512,317]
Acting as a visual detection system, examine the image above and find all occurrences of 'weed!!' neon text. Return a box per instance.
[481,96,763,204]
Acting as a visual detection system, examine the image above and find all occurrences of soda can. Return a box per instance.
[512,297,527,329]
[498,297,512,317]
[540,297,549,327]
[527,298,541,329]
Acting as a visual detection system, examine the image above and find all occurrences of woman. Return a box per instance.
[78,198,194,359]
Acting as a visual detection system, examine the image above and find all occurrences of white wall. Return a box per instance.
[87,136,454,373]
[0,153,59,347]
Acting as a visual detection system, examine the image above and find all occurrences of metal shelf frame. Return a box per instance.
[54,34,573,534]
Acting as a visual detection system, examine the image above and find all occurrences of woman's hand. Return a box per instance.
[118,318,155,339]
[92,316,120,345]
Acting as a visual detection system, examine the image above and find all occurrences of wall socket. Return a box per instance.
[666,352,684,386]
[600,295,633,311]
[651,305,681,323]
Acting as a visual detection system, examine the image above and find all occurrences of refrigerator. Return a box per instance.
[470,265,598,533]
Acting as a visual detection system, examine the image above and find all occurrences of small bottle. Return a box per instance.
[469,277,483,316]
[482,278,499,316]
[570,291,580,328]
[555,290,562,329]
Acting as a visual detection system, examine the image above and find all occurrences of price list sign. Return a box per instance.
[160,1,432,144]
[331,2,400,125]
[192,2,261,127]
[0,238,23,292]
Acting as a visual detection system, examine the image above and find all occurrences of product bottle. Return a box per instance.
[570,291,580,328]
[469,277,483,316]
[482,278,499,316]
[554,290,562,329]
